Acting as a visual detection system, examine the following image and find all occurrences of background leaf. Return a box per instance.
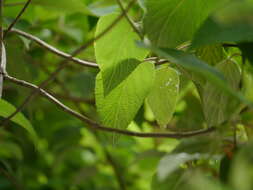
[0,99,38,143]
[192,0,253,48]
[143,0,227,48]
[202,59,241,127]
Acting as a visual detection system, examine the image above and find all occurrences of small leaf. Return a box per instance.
[0,99,38,143]
[95,61,155,141]
[203,59,241,127]
[95,13,148,95]
[147,67,179,127]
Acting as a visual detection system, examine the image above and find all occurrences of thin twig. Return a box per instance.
[116,0,143,39]
[10,28,98,68]
[4,0,32,38]
[0,0,137,127]
[3,74,216,138]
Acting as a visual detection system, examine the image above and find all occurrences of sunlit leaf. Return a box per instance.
[147,67,179,127]
[95,61,155,141]
[95,13,148,95]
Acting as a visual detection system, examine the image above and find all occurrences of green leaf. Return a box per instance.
[147,67,179,127]
[138,42,250,106]
[192,0,253,48]
[203,59,241,127]
[95,61,155,141]
[95,13,148,95]
[196,45,227,66]
[143,0,226,48]
[151,170,187,190]
[158,153,201,181]
[0,99,38,143]
[32,0,88,13]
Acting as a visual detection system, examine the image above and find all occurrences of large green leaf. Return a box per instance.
[203,59,241,127]
[0,99,38,142]
[95,13,148,95]
[147,67,179,127]
[143,0,227,48]
[95,61,155,140]
[139,42,250,105]
[192,0,253,48]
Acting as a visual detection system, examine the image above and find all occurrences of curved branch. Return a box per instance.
[4,0,32,38]
[3,74,216,139]
[10,28,98,68]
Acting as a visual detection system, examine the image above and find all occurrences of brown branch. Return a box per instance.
[10,28,98,68]
[3,74,216,138]
[116,0,143,39]
[4,0,32,38]
[0,0,137,127]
